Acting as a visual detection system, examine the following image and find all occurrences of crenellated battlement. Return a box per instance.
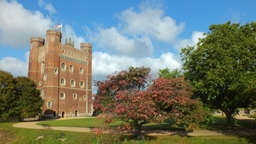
[80,42,92,49]
[30,37,44,43]
[46,29,61,36]
[65,38,74,47]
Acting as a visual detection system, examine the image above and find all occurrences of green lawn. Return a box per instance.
[37,116,256,130]
[37,117,123,128]
[38,117,103,127]
[1,116,255,143]
[0,122,253,144]
[37,117,179,130]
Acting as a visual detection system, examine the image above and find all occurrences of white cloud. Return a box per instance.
[88,26,153,57]
[62,25,86,48]
[0,0,185,94]
[0,57,28,77]
[174,31,205,49]
[0,0,53,47]
[92,51,181,81]
[117,4,185,43]
[38,0,56,15]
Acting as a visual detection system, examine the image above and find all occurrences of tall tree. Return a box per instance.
[0,70,17,119]
[0,70,43,121]
[181,21,256,125]
[94,66,199,139]
[14,76,43,121]
[158,68,183,79]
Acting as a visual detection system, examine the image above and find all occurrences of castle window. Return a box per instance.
[80,81,84,88]
[44,74,47,80]
[73,93,77,100]
[69,65,74,72]
[70,79,76,87]
[61,63,66,70]
[79,67,83,74]
[60,92,65,99]
[41,62,45,74]
[83,95,87,100]
[39,81,42,86]
[54,68,58,74]
[40,89,45,99]
[60,78,66,85]
[47,101,52,108]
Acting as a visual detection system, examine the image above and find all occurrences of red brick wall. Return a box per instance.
[28,30,93,118]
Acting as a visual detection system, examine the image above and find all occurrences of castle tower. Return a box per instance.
[81,43,93,113]
[28,30,93,118]
[43,30,62,117]
[28,37,44,85]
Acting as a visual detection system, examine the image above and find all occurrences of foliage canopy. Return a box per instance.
[181,21,256,125]
[94,66,207,139]
[0,70,43,121]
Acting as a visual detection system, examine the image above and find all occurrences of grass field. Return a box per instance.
[37,116,256,130]
[37,117,178,130]
[1,116,256,144]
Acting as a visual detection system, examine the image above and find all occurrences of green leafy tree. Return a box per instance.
[181,21,256,125]
[0,70,17,119]
[14,76,43,121]
[158,68,183,79]
[0,70,43,121]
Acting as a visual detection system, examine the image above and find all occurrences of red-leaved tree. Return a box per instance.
[94,66,206,139]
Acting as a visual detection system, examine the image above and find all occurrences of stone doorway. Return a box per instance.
[62,111,65,118]
[53,111,56,117]
[75,110,78,117]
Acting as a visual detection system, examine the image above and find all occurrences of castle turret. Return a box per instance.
[80,42,92,113]
[44,29,62,116]
[44,30,62,86]
[45,29,62,52]
[28,37,44,85]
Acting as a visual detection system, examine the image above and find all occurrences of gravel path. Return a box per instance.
[12,121,91,132]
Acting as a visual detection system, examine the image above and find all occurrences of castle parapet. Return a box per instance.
[80,42,92,51]
[30,37,44,43]
[46,29,61,36]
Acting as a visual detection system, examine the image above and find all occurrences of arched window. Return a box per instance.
[69,65,74,72]
[79,81,84,88]
[60,92,65,99]
[70,79,75,87]
[60,78,66,85]
[79,67,83,74]
[39,81,42,86]
[73,93,77,100]
[61,63,66,70]
[47,101,52,108]
[44,74,47,80]
[41,62,45,74]
[54,68,58,74]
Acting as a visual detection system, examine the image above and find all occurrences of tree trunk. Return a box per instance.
[135,123,143,140]
[222,109,234,126]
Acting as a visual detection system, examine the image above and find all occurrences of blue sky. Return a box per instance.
[0,0,256,87]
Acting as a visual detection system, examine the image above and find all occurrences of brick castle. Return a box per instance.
[28,29,92,118]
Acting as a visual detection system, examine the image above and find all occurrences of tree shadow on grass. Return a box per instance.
[119,134,158,141]
[201,117,256,144]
